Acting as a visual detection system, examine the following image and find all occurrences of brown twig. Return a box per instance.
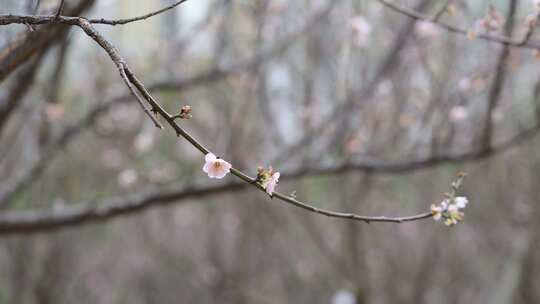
[0,0,95,83]
[54,0,66,21]
[0,7,330,207]
[0,110,538,234]
[87,0,189,26]
[480,0,517,151]
[0,0,190,27]
[431,0,451,22]
[0,10,435,224]
[376,0,540,50]
[520,11,540,45]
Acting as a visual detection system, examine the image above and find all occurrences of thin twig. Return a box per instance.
[0,3,485,227]
[431,0,451,22]
[54,0,66,21]
[0,111,538,233]
[520,11,540,45]
[1,0,190,27]
[376,0,540,50]
[0,8,328,207]
[0,0,95,83]
[480,0,517,151]
[119,66,163,129]
[87,0,189,25]
[70,16,433,224]
[73,18,163,128]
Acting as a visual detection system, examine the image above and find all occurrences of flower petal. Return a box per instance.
[205,153,216,163]
[448,204,458,213]
[264,172,280,195]
[215,171,227,179]
[221,160,232,172]
[455,196,469,209]
[210,160,231,179]
[207,168,218,178]
[440,199,449,210]
[266,182,275,195]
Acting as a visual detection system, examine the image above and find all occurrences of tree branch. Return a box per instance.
[376,0,540,50]
[0,0,95,83]
[0,5,331,207]
[0,0,190,27]
[54,0,66,20]
[479,0,517,151]
[0,120,536,235]
[0,9,438,225]
[87,0,190,26]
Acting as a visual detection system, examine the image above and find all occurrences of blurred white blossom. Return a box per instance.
[449,106,468,123]
[431,204,444,221]
[468,5,504,38]
[134,130,155,153]
[376,79,393,96]
[431,173,468,226]
[458,77,472,93]
[348,16,372,48]
[332,289,356,304]
[455,196,469,209]
[431,196,469,226]
[414,21,440,38]
[118,169,138,188]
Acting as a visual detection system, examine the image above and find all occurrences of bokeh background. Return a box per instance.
[1,0,540,303]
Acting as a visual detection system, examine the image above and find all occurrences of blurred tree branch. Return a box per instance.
[0,0,95,83]
[0,2,436,225]
[2,0,536,233]
[376,0,540,50]
[0,123,535,235]
[0,3,335,208]
[479,0,517,151]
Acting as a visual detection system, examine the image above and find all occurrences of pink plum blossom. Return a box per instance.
[265,172,280,195]
[203,153,231,179]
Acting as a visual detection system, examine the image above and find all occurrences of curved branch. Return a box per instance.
[83,5,433,225]
[87,0,190,26]
[0,0,190,27]
[0,121,535,234]
[376,0,540,50]
[480,0,517,150]
[0,0,95,83]
[0,182,244,234]
[0,5,332,207]
[0,5,437,226]
[0,171,429,235]
[0,94,120,207]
